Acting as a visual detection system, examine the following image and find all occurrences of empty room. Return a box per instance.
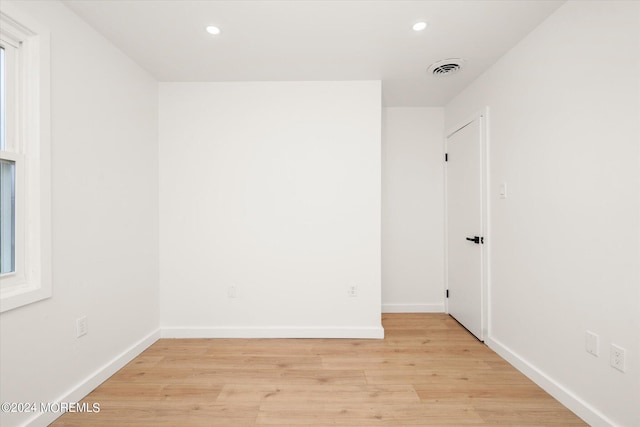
[0,0,638,426]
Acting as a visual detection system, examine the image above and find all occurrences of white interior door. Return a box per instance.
[446,117,484,340]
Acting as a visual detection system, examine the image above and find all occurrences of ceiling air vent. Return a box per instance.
[428,58,465,76]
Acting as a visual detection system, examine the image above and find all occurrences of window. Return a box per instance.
[0,153,17,275]
[0,5,51,312]
[1,42,18,278]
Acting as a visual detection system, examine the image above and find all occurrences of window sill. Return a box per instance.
[0,281,51,312]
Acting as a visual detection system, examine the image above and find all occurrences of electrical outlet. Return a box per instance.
[610,344,626,372]
[585,331,599,357]
[76,316,88,338]
[348,285,358,297]
[228,285,237,298]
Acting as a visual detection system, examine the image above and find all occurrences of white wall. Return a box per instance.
[446,2,640,426]
[382,108,445,312]
[0,2,159,426]
[159,81,382,338]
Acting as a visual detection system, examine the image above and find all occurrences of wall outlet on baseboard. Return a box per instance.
[76,316,88,338]
[610,344,626,372]
[585,331,599,357]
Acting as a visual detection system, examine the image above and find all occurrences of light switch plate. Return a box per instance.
[499,182,508,199]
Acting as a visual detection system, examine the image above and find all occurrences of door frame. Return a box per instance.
[443,107,490,341]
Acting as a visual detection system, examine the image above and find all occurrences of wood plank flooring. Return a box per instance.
[53,314,586,426]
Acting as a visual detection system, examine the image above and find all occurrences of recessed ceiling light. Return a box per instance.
[412,22,428,31]
[206,25,221,35]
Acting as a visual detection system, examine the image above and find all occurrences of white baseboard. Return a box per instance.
[161,326,385,339]
[382,303,444,313]
[26,329,160,427]
[486,336,615,427]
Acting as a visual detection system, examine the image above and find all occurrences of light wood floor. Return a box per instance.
[53,314,585,426]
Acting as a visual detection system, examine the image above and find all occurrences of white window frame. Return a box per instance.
[0,4,51,313]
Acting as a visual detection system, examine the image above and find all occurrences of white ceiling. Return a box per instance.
[63,0,564,107]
